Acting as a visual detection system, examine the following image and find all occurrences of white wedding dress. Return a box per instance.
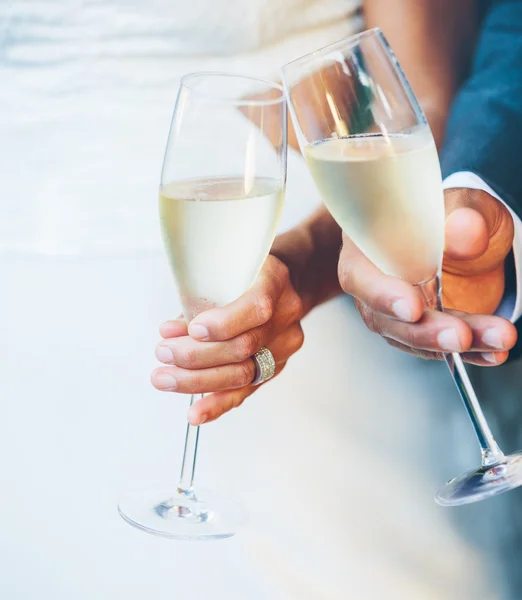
[1,2,503,599]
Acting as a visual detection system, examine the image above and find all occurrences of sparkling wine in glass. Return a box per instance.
[118,73,287,538]
[282,28,522,506]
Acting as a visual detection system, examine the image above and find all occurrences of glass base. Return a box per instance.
[118,486,246,540]
[436,451,522,506]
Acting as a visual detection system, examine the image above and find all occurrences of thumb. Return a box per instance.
[444,206,489,261]
[444,188,514,276]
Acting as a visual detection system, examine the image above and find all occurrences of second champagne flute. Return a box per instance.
[282,28,522,506]
[119,73,287,539]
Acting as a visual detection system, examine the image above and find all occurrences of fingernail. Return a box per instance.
[482,328,503,349]
[392,299,412,321]
[156,345,174,363]
[482,352,498,364]
[160,315,184,328]
[437,328,462,352]
[189,323,209,340]
[155,373,177,390]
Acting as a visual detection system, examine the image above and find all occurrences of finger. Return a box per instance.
[445,309,518,352]
[267,323,305,360]
[153,321,302,390]
[156,329,268,369]
[156,290,304,369]
[187,361,289,425]
[187,256,291,341]
[159,325,302,425]
[152,330,294,393]
[151,359,257,395]
[384,337,444,360]
[187,387,253,425]
[159,316,188,339]
[460,351,510,367]
[338,234,424,322]
[366,308,473,353]
[384,337,510,366]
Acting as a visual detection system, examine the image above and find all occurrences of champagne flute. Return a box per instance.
[282,28,522,506]
[118,73,287,538]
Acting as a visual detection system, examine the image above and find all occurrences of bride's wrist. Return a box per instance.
[271,209,343,314]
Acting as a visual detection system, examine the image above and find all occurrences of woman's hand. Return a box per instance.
[151,256,305,425]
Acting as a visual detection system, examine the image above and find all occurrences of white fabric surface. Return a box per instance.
[0,2,505,598]
[0,0,362,255]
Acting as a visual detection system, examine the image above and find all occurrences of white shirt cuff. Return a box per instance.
[443,171,522,323]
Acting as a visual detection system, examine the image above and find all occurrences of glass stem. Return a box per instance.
[177,394,203,494]
[417,275,504,467]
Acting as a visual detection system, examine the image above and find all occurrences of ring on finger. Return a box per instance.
[251,346,276,386]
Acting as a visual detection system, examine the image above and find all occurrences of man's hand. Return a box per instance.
[443,188,514,314]
[339,188,518,365]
